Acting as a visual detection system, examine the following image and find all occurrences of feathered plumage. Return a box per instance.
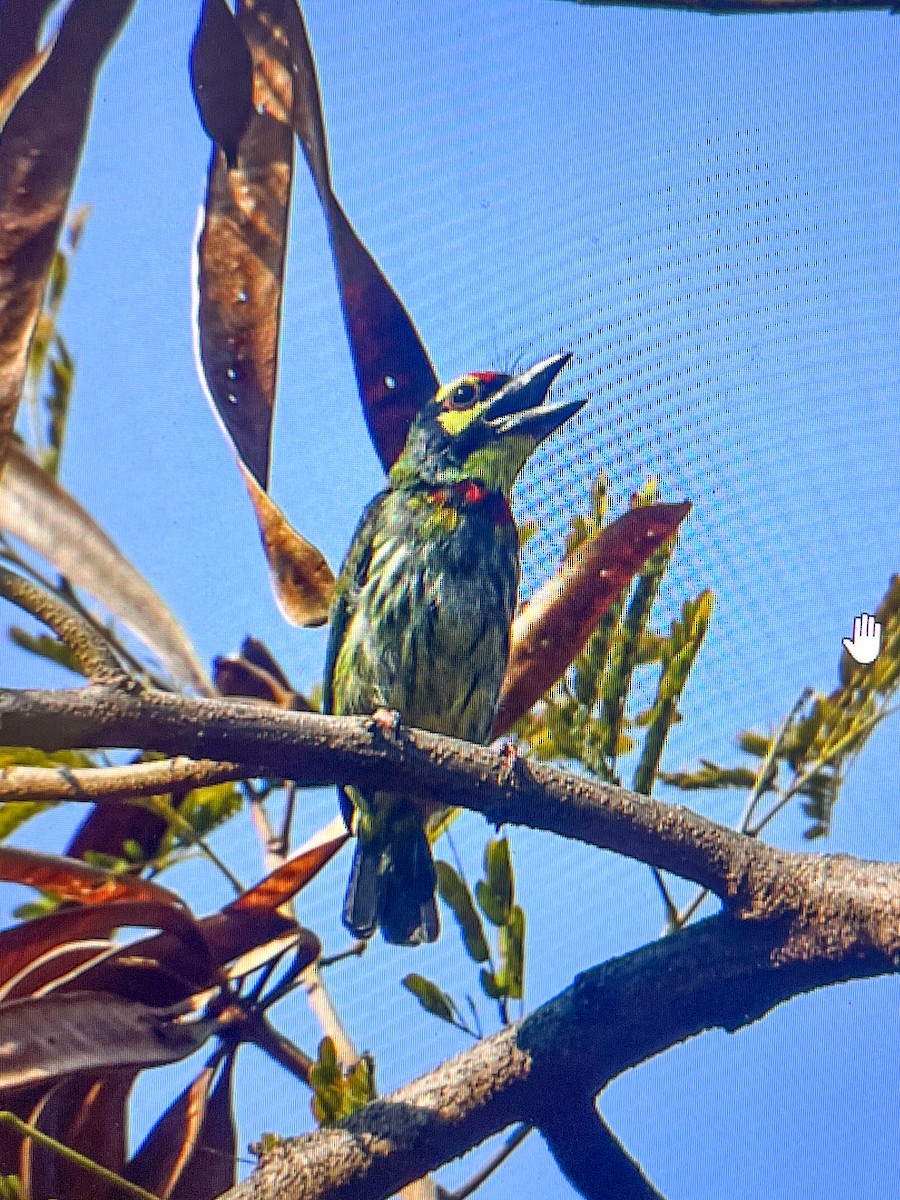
[324,355,583,944]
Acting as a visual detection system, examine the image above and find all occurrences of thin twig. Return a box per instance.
[447,1124,532,1200]
[0,755,248,803]
[0,1111,159,1200]
[319,941,367,969]
[150,794,245,895]
[0,563,130,686]
[0,538,171,690]
[669,688,813,929]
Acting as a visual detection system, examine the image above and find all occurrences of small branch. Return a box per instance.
[0,755,248,803]
[446,1124,532,1200]
[0,564,130,687]
[737,688,812,835]
[0,686,766,906]
[302,963,358,1065]
[217,886,900,1200]
[245,1014,314,1086]
[149,794,245,895]
[0,1110,159,1200]
[539,1102,666,1200]
[319,941,367,969]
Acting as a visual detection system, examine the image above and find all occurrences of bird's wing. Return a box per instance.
[322,489,390,715]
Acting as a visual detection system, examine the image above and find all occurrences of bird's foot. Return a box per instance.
[498,739,520,786]
[370,707,403,737]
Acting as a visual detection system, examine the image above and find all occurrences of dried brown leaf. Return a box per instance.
[274,0,439,469]
[125,1057,237,1200]
[0,900,186,993]
[0,0,135,473]
[190,0,254,169]
[227,823,347,920]
[493,501,691,735]
[192,1,294,488]
[22,1070,134,1200]
[0,991,216,1093]
[240,462,334,626]
[0,843,190,911]
[0,444,212,692]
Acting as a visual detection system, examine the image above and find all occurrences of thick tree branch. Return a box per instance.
[539,1102,667,1200]
[218,896,900,1200]
[0,684,760,902]
[2,688,898,1200]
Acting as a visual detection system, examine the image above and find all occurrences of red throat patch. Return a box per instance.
[427,481,515,527]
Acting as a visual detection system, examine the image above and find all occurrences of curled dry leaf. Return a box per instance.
[124,1057,237,1200]
[190,0,254,169]
[227,821,348,919]
[193,0,294,489]
[0,843,191,911]
[240,461,334,626]
[21,1070,134,1200]
[275,0,439,470]
[493,501,692,735]
[0,0,135,472]
[0,443,213,692]
[0,991,217,1092]
[193,1,335,622]
[0,898,209,1000]
[215,634,314,708]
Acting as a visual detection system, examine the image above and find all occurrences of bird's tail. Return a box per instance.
[341,792,439,946]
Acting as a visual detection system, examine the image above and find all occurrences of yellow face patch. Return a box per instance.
[436,401,490,437]
[434,374,498,436]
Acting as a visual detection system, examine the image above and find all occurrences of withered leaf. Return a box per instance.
[125,1057,237,1200]
[240,461,334,626]
[0,444,213,693]
[0,0,135,473]
[493,501,691,735]
[0,992,216,1093]
[190,0,254,169]
[275,0,439,469]
[22,1070,134,1200]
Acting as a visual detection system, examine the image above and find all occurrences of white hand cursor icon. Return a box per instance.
[842,613,881,665]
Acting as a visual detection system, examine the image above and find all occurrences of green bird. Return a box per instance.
[323,353,584,945]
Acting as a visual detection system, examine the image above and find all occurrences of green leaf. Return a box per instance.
[498,905,526,1001]
[345,1056,376,1109]
[479,966,504,1001]
[0,746,96,769]
[13,893,63,921]
[484,838,513,918]
[737,730,773,758]
[171,782,243,844]
[476,880,508,927]
[0,1174,23,1200]
[7,626,85,676]
[659,761,760,792]
[0,802,52,841]
[435,861,490,963]
[402,974,457,1025]
[517,518,538,547]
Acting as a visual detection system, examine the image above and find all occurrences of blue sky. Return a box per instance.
[3,3,899,1197]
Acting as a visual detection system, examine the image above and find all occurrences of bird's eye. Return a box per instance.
[446,382,478,409]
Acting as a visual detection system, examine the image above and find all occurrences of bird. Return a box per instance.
[323,353,585,945]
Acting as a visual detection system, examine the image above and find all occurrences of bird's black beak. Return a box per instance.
[484,353,584,442]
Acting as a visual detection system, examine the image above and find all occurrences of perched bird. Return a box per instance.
[324,354,584,945]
